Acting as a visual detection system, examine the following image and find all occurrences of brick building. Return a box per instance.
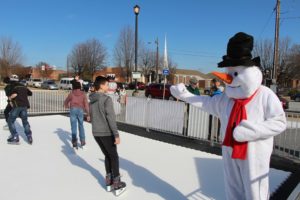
[30,67,67,80]
[172,69,213,88]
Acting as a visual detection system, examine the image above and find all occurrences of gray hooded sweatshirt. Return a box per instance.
[89,92,119,137]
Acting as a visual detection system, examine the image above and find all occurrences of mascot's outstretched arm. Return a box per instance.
[234,91,287,142]
[170,83,222,117]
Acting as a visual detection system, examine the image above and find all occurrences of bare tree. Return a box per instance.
[287,44,300,79]
[0,37,23,77]
[10,64,31,80]
[277,37,292,87]
[139,43,156,82]
[68,38,107,80]
[113,26,135,82]
[254,37,295,87]
[253,39,273,70]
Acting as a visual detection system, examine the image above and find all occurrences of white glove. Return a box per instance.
[233,120,257,142]
[170,83,193,101]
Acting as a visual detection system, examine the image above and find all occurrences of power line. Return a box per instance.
[281,16,300,19]
[169,49,219,58]
[170,48,216,56]
[169,51,219,58]
[259,8,276,38]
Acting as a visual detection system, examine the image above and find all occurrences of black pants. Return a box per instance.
[94,136,120,177]
[4,103,12,122]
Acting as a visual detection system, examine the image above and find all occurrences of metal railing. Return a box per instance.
[113,96,300,162]
[1,89,299,162]
[273,111,300,160]
[0,90,70,114]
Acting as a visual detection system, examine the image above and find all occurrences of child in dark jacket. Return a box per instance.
[64,82,90,148]
[89,76,126,196]
[7,80,33,144]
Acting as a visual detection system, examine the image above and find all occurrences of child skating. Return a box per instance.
[89,76,126,196]
[64,81,90,149]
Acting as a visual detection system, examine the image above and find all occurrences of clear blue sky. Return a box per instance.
[1,0,299,73]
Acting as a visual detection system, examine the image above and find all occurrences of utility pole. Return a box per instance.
[67,56,70,77]
[155,38,159,83]
[272,0,280,83]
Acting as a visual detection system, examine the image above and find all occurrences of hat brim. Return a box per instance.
[218,56,260,68]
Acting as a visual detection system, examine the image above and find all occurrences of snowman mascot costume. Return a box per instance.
[171,32,286,200]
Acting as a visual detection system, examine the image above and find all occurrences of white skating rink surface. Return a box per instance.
[0,115,290,200]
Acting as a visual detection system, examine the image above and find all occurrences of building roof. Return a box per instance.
[205,73,219,79]
[175,69,212,79]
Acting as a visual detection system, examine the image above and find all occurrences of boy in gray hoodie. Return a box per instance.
[89,76,126,196]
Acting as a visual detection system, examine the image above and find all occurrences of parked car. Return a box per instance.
[291,93,300,102]
[145,83,175,100]
[82,80,92,92]
[58,78,74,90]
[27,78,42,88]
[116,82,129,90]
[128,82,146,90]
[19,79,27,86]
[204,87,211,95]
[41,80,58,90]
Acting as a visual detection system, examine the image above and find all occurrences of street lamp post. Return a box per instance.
[133,5,140,96]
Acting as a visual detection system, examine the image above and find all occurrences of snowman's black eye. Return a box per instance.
[234,72,238,76]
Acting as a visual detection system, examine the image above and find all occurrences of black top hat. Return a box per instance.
[218,32,260,68]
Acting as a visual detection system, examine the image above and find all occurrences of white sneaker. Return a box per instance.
[3,124,9,130]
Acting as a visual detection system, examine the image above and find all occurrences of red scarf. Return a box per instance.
[223,90,258,160]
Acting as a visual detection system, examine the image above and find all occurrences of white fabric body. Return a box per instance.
[171,81,286,200]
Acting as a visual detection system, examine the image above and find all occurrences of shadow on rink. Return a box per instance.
[54,128,105,189]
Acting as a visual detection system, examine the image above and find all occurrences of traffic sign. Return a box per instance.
[162,69,169,75]
[132,72,141,79]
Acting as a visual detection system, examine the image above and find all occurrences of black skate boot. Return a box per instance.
[105,173,113,192]
[72,138,78,149]
[7,135,20,145]
[27,135,33,145]
[80,140,86,147]
[113,176,126,196]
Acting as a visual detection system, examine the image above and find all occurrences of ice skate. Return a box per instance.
[72,138,78,149]
[27,135,33,145]
[105,173,113,192]
[7,135,20,145]
[80,140,86,148]
[113,176,126,196]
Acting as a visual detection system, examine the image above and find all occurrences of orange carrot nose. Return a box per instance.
[212,71,233,84]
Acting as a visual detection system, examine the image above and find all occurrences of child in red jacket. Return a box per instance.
[64,81,90,148]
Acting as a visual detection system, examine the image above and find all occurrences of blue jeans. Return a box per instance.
[70,107,85,141]
[8,107,32,137]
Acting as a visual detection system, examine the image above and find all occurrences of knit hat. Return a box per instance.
[218,32,260,68]
[189,77,198,84]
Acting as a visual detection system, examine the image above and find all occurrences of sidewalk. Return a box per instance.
[0,115,290,200]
